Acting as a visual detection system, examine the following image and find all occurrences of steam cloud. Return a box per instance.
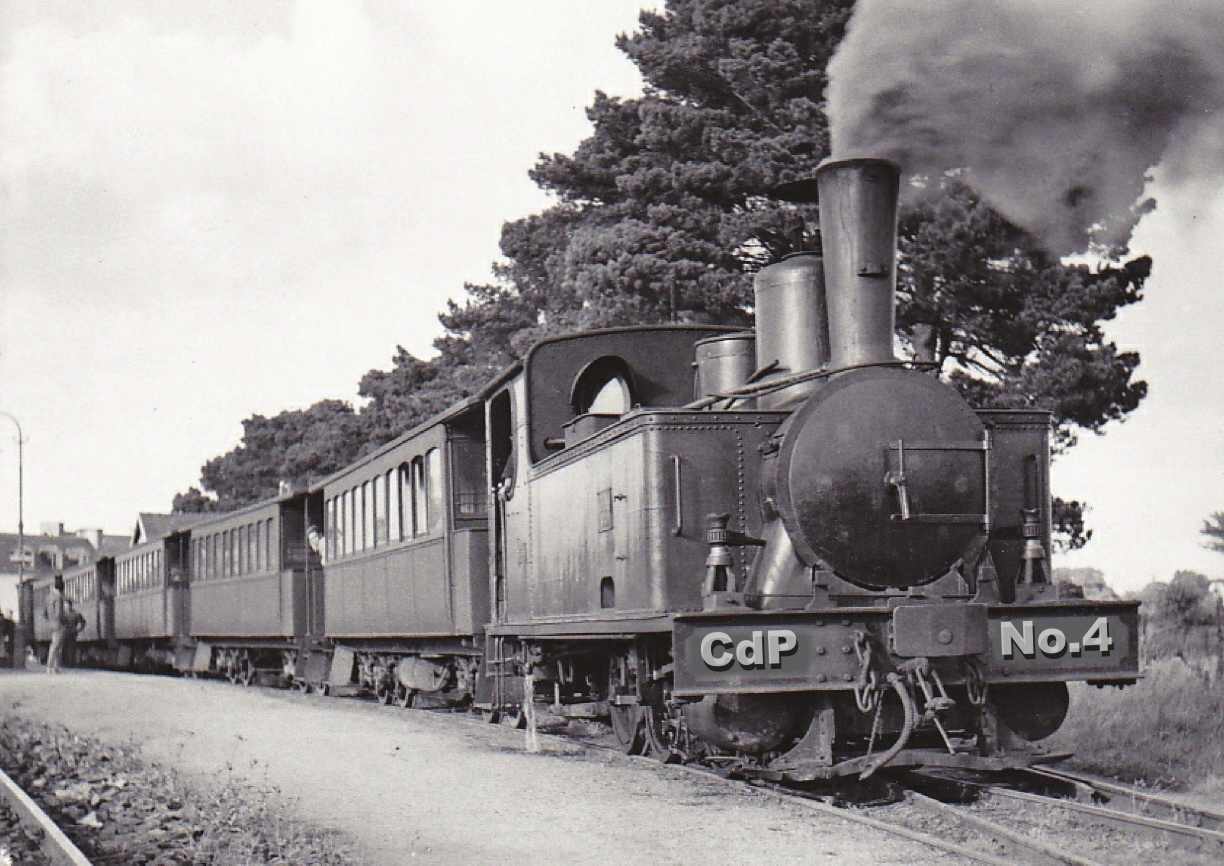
[827,0,1224,254]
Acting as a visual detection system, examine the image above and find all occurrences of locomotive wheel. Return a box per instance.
[295,679,311,694]
[376,683,393,706]
[608,656,646,754]
[642,706,679,763]
[240,664,256,687]
[397,685,418,709]
[317,682,331,697]
[481,707,502,724]
[503,707,528,730]
[609,705,645,755]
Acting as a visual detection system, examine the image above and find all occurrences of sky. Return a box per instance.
[1,1,1221,594]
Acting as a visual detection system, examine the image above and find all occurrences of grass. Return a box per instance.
[1048,658,1224,792]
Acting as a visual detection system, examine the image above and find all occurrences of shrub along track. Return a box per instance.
[0,715,354,866]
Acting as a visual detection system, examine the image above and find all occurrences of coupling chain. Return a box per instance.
[852,631,881,713]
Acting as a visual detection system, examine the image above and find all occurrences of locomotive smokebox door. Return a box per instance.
[775,366,987,589]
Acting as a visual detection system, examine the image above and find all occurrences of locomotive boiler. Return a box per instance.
[480,157,1140,780]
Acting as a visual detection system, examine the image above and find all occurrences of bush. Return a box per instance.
[1048,659,1224,790]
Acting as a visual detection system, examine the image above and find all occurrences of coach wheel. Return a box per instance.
[295,679,311,695]
[503,707,528,730]
[318,682,331,697]
[240,662,257,687]
[609,704,646,755]
[481,707,502,724]
[376,682,393,706]
[397,685,418,710]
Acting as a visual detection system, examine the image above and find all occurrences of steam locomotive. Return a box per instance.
[22,157,1140,781]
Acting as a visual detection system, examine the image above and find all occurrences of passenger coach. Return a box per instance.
[314,398,489,705]
[112,527,194,669]
[185,490,322,684]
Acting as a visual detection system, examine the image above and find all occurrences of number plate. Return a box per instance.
[672,613,866,696]
[986,603,1139,680]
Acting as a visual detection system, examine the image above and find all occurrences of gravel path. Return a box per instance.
[1,669,951,865]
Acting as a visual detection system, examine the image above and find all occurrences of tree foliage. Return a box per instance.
[175,0,1150,539]
[1162,570,1217,628]
[180,400,368,512]
[1202,511,1224,555]
[171,487,217,514]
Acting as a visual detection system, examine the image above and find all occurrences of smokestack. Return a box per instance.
[816,158,900,369]
[752,253,829,410]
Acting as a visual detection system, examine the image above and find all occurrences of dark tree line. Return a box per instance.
[174,0,1150,550]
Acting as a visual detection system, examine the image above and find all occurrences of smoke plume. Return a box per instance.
[827,0,1224,254]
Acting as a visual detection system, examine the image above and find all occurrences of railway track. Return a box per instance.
[896,764,1224,864]
[464,700,1224,864]
[0,764,93,866]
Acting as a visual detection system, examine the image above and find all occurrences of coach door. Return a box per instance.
[305,492,326,637]
[489,389,515,623]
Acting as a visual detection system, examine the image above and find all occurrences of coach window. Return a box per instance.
[264,519,273,569]
[248,523,257,572]
[372,473,385,546]
[342,490,350,555]
[325,498,336,559]
[411,457,427,536]
[363,481,373,549]
[237,526,246,574]
[339,491,349,557]
[427,448,443,534]
[387,468,400,543]
[406,462,421,538]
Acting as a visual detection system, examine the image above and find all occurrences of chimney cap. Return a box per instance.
[815,156,901,176]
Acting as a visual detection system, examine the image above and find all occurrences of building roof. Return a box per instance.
[131,513,209,546]
[97,534,130,556]
[0,531,99,579]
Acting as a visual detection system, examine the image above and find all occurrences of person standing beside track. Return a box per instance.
[43,574,69,674]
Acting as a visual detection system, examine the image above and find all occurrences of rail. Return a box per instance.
[0,764,93,866]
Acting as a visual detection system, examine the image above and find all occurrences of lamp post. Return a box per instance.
[0,411,24,668]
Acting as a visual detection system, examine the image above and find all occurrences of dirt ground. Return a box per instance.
[0,668,967,865]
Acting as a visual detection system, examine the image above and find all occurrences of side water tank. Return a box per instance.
[694,333,756,407]
[753,252,829,410]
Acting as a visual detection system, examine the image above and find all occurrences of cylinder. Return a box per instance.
[752,252,829,410]
[816,158,900,368]
[694,333,756,406]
